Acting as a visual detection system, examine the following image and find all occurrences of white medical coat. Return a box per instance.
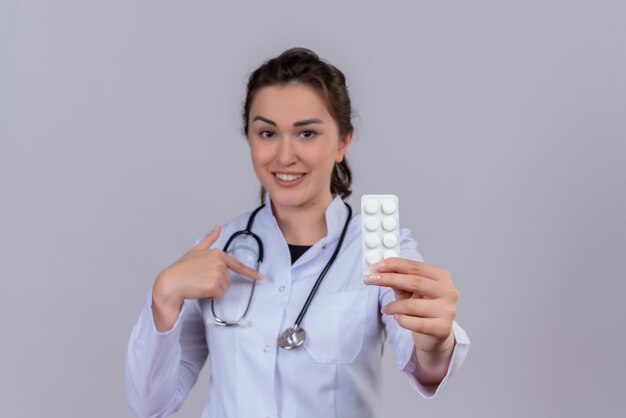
[125,195,470,418]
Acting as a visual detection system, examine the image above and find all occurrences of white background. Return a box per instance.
[2,1,625,417]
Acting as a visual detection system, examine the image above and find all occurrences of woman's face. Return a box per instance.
[247,82,352,213]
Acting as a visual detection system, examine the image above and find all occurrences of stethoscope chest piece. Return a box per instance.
[278,325,306,350]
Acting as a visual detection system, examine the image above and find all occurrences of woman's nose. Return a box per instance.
[276,137,297,165]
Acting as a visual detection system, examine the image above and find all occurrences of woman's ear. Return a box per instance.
[336,130,354,163]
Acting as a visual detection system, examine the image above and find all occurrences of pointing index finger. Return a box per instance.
[224,254,264,281]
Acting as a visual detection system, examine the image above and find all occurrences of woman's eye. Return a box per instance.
[298,130,317,139]
[259,130,275,139]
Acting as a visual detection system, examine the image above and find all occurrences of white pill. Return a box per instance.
[382,216,397,231]
[364,218,379,232]
[383,250,398,259]
[383,233,398,248]
[364,200,379,215]
[366,250,383,265]
[365,234,379,249]
[381,199,396,214]
[361,195,400,275]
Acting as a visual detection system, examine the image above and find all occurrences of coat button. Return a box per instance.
[278,285,286,293]
[263,345,271,353]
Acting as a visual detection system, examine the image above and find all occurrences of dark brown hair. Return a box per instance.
[242,47,354,202]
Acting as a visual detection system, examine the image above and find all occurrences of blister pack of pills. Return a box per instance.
[361,194,400,276]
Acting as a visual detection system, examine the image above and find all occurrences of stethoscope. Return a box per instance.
[211,200,352,350]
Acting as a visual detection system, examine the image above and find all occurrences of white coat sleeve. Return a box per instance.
[380,228,470,399]
[124,291,209,417]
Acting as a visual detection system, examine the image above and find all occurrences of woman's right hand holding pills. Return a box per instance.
[151,225,263,332]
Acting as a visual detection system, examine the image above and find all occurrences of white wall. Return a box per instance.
[2,1,625,417]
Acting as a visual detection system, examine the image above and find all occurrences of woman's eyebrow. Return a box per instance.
[252,115,324,127]
[293,118,324,127]
[252,115,277,126]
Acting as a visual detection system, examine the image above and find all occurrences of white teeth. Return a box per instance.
[275,173,303,182]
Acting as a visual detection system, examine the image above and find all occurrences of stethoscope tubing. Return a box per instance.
[292,201,352,328]
[210,200,353,340]
[211,204,265,327]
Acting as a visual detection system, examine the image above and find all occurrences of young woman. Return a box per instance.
[125,48,470,418]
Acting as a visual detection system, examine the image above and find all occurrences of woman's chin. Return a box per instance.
[267,189,334,214]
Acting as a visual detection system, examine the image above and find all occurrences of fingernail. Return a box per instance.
[363,274,381,284]
[393,314,399,321]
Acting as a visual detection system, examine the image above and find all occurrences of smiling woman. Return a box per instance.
[124,47,470,418]
[247,83,352,244]
[243,48,355,206]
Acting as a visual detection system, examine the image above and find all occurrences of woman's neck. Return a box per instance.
[271,194,333,245]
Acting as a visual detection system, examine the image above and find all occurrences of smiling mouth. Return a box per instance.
[273,173,306,182]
